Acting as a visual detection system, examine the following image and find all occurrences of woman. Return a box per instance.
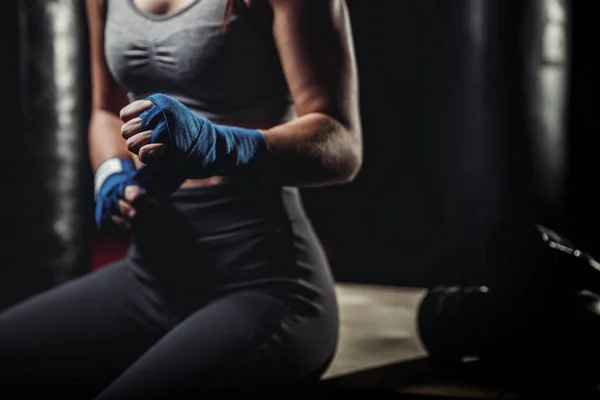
[0,0,362,398]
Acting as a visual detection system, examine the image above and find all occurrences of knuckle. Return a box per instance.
[126,137,138,152]
[125,188,142,203]
[119,108,129,121]
[138,152,147,164]
[124,185,138,196]
[138,146,154,163]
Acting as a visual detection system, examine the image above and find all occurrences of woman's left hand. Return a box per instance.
[120,99,167,163]
[119,93,267,179]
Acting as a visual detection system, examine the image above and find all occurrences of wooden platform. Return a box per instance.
[325,283,428,378]
[324,283,524,399]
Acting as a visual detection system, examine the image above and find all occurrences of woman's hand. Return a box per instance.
[119,94,268,179]
[94,157,157,232]
[110,185,145,231]
[120,99,167,164]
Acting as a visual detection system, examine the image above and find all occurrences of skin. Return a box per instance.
[87,0,362,229]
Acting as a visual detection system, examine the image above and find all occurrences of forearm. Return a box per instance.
[88,109,133,171]
[256,112,362,187]
[123,95,362,187]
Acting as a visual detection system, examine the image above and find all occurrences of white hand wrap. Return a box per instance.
[94,157,127,199]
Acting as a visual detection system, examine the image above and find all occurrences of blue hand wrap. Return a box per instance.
[94,157,142,230]
[139,93,268,178]
[94,158,186,230]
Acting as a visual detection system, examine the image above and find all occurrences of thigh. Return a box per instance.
[97,290,336,399]
[0,260,169,398]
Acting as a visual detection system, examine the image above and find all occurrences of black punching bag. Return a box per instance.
[564,0,600,253]
[18,0,93,289]
[525,0,570,228]
[351,0,545,288]
[431,0,538,289]
[0,0,26,309]
[426,0,569,289]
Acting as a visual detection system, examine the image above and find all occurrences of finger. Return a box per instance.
[124,185,144,204]
[126,130,153,155]
[138,143,166,164]
[120,100,155,122]
[118,199,137,220]
[121,117,143,140]
[111,215,132,230]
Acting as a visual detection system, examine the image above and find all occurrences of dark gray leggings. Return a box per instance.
[0,183,338,399]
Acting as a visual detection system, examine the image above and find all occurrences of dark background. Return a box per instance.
[1,0,597,309]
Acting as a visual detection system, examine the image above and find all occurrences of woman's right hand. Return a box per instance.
[110,185,145,231]
[94,157,155,232]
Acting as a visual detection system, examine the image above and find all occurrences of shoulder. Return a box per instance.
[264,0,346,23]
[87,0,105,10]
[86,0,106,15]
[265,0,339,10]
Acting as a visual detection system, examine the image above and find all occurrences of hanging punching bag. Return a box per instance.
[431,0,539,289]
[564,0,600,253]
[333,0,564,288]
[417,0,577,380]
[0,0,27,309]
[463,0,571,289]
[525,0,570,228]
[427,0,569,289]
[18,0,93,286]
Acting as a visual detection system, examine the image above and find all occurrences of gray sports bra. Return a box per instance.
[104,0,296,123]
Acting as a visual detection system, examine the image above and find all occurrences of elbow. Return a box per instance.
[331,127,363,184]
[347,157,363,182]
[339,142,362,183]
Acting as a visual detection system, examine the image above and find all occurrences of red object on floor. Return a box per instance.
[92,232,131,270]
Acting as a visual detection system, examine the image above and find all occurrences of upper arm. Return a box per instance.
[85,0,129,114]
[268,0,361,133]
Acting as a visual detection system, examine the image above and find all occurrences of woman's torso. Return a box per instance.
[104,0,296,187]
[106,1,338,331]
